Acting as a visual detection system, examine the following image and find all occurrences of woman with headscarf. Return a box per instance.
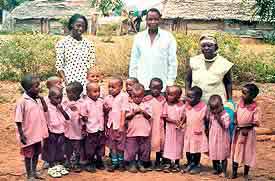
[185,34,234,103]
[55,14,96,87]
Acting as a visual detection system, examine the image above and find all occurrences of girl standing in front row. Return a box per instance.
[207,95,231,178]
[162,86,185,173]
[182,86,208,174]
[230,83,261,180]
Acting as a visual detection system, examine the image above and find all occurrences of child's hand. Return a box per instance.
[104,103,111,112]
[176,120,182,128]
[69,105,78,112]
[134,107,142,114]
[82,116,88,122]
[20,134,27,145]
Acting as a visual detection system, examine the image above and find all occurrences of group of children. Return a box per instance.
[15,67,261,180]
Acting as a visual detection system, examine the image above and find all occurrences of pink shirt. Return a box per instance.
[126,101,152,137]
[63,99,84,140]
[82,97,104,133]
[14,93,48,148]
[46,98,71,134]
[104,92,129,130]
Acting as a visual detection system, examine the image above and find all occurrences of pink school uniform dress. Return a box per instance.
[63,98,84,162]
[163,101,185,160]
[14,93,48,158]
[209,111,231,161]
[231,99,261,167]
[184,101,208,154]
[104,91,129,151]
[125,100,152,162]
[44,99,71,164]
[144,95,166,152]
[82,97,105,159]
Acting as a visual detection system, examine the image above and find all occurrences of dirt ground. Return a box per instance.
[0,81,275,181]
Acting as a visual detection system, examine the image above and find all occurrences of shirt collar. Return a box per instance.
[185,101,206,111]
[23,93,38,103]
[239,98,257,111]
[146,28,161,39]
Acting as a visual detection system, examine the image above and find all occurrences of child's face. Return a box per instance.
[149,80,162,97]
[87,72,102,83]
[27,78,41,98]
[108,79,122,97]
[49,91,63,106]
[209,102,224,114]
[186,90,200,106]
[132,89,144,105]
[166,87,179,103]
[66,88,78,101]
[126,79,136,96]
[47,79,63,90]
[242,87,253,103]
[87,84,100,101]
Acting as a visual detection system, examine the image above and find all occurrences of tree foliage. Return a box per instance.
[0,0,27,10]
[253,0,275,23]
[89,0,124,16]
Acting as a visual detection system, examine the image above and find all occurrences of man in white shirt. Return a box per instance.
[129,8,178,91]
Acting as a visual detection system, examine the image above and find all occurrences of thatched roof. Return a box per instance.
[162,0,257,21]
[10,0,97,20]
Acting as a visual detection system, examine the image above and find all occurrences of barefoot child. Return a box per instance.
[45,87,71,178]
[104,77,129,172]
[230,83,261,180]
[82,82,105,172]
[183,86,208,174]
[15,74,48,180]
[207,95,230,177]
[162,86,185,173]
[63,82,84,172]
[125,83,152,173]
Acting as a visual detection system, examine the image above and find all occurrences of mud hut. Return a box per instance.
[161,0,273,38]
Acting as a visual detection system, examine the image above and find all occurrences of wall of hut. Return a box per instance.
[161,19,274,38]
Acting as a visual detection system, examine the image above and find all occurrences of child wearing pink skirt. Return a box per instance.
[144,78,166,170]
[183,86,208,174]
[207,95,230,177]
[162,86,185,173]
[230,83,261,180]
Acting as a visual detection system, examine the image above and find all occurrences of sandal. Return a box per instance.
[55,165,69,175]
[48,168,62,178]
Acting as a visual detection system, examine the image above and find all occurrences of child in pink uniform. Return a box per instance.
[63,81,84,172]
[82,82,105,172]
[126,77,139,97]
[182,86,208,174]
[207,95,230,177]
[104,77,129,172]
[144,78,166,171]
[15,74,48,180]
[86,66,105,98]
[45,87,71,170]
[162,86,185,173]
[230,83,261,180]
[125,83,152,173]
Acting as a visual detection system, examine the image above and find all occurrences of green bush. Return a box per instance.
[0,33,60,81]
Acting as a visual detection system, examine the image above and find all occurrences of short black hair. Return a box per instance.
[66,81,83,97]
[111,77,123,87]
[190,86,203,99]
[243,83,259,98]
[127,77,139,84]
[149,77,163,88]
[132,83,145,92]
[21,73,39,92]
[146,8,162,18]
[68,14,88,31]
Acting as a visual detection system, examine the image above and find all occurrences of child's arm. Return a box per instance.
[57,104,70,120]
[142,109,151,120]
[16,122,27,145]
[120,111,126,131]
[38,96,48,112]
[163,117,177,124]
